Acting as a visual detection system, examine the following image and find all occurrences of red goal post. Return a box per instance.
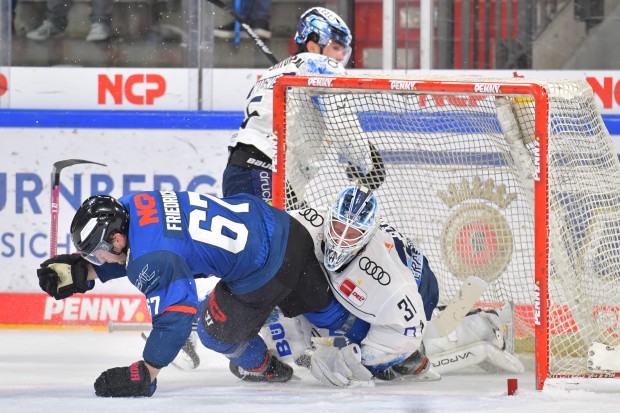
[272,74,620,390]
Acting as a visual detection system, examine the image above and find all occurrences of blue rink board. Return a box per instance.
[0,109,619,136]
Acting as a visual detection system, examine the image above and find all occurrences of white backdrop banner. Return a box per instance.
[0,128,229,294]
[1,67,620,113]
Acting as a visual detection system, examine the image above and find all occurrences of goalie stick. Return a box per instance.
[427,276,489,337]
[50,159,106,257]
[205,0,278,65]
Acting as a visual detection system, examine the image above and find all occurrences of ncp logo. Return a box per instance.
[0,73,7,96]
[98,73,166,105]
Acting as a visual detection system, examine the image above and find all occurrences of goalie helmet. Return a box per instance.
[295,7,352,65]
[324,186,379,271]
[70,195,129,266]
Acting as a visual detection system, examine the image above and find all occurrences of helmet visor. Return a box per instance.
[80,239,115,266]
[321,39,352,66]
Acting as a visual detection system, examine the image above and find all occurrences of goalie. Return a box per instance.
[261,186,524,387]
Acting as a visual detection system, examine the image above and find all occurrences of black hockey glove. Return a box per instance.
[94,361,157,398]
[37,254,92,300]
[345,143,386,191]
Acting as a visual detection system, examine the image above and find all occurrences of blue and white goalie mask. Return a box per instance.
[295,7,353,65]
[324,186,379,271]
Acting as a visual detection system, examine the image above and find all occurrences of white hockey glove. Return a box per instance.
[309,344,373,388]
[260,310,313,363]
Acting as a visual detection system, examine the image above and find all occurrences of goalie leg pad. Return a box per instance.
[588,342,620,373]
[429,341,524,374]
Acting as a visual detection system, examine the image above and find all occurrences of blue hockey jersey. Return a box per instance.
[94,190,291,368]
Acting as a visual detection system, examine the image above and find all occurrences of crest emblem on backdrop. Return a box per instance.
[438,177,516,283]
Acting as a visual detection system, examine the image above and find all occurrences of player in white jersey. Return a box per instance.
[262,186,524,387]
[222,7,372,206]
[289,186,438,383]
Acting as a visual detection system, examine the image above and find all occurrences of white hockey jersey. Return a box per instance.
[231,53,346,159]
[290,207,428,367]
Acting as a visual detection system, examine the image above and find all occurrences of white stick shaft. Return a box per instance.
[430,276,488,337]
[108,321,153,332]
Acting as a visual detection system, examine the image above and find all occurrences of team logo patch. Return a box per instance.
[300,208,324,227]
[208,291,227,323]
[339,278,367,307]
[359,257,391,286]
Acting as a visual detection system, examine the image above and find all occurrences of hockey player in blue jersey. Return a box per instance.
[36,190,335,397]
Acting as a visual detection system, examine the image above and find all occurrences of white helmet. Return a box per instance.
[294,7,352,65]
[324,186,379,271]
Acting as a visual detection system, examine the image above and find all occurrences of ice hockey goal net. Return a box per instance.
[272,74,620,390]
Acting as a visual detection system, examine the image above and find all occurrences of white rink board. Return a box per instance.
[0,128,230,294]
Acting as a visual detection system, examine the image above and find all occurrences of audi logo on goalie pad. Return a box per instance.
[359,257,391,285]
[300,208,324,227]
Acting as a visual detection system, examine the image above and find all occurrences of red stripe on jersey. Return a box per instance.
[162,305,197,315]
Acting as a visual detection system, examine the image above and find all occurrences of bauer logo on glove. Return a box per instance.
[94,360,157,398]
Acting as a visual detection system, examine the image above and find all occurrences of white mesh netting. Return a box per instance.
[275,75,620,378]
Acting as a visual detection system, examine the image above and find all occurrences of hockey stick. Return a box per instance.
[50,159,106,257]
[109,321,165,332]
[205,0,278,65]
[108,320,198,332]
[428,276,489,337]
[345,143,386,191]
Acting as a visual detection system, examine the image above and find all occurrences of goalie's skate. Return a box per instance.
[229,354,294,383]
[374,350,441,382]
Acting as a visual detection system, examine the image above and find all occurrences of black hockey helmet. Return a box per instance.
[70,195,129,265]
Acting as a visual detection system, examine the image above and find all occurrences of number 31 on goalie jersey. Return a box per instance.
[398,295,423,337]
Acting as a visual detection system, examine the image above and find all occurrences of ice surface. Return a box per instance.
[1,329,618,413]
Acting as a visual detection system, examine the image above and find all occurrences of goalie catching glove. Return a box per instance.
[94,360,157,397]
[37,254,93,300]
[309,344,373,387]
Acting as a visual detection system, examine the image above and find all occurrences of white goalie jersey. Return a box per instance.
[290,207,428,367]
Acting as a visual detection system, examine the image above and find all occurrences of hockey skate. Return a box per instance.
[374,348,441,381]
[229,354,294,383]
